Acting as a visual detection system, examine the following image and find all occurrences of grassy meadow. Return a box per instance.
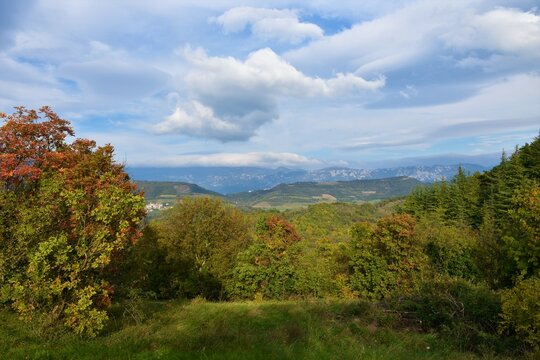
[0,299,522,360]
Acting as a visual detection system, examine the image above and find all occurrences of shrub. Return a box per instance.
[231,215,302,300]
[500,276,540,350]
[396,278,504,352]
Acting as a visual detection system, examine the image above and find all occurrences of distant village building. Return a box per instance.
[145,202,172,211]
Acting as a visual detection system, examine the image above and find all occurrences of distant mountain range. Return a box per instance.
[127,164,487,194]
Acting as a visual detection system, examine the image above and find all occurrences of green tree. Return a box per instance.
[232,215,302,299]
[500,276,540,350]
[155,196,250,299]
[415,219,479,280]
[0,107,145,336]
[348,214,427,300]
[520,133,540,180]
[502,183,540,280]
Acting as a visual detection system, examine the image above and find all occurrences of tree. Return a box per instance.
[500,276,540,349]
[502,183,540,280]
[0,107,145,336]
[520,134,540,180]
[348,214,426,299]
[0,106,73,187]
[232,215,302,300]
[155,196,250,299]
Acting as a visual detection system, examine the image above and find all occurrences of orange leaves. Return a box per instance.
[0,106,74,186]
[0,107,132,194]
[257,215,301,251]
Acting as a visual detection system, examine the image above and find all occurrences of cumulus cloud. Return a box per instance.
[154,101,249,141]
[211,7,323,43]
[155,47,384,141]
[443,7,540,71]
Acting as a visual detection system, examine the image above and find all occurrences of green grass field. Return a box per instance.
[0,299,520,360]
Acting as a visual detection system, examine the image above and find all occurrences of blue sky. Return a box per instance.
[1,0,539,169]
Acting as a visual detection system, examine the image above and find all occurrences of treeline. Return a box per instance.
[1,108,539,355]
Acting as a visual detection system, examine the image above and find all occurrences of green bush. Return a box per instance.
[415,219,480,280]
[231,215,302,300]
[500,276,540,350]
[397,278,504,352]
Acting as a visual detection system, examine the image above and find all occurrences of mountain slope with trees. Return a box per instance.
[228,176,422,208]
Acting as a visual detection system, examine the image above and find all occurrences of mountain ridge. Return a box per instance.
[127,163,487,194]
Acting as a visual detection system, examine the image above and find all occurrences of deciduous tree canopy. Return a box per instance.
[0,107,145,336]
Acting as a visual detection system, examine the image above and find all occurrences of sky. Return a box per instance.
[1,0,539,169]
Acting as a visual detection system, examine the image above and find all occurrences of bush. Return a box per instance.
[500,276,540,350]
[396,278,504,352]
[415,219,480,280]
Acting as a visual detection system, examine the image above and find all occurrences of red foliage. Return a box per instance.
[0,106,74,186]
[0,106,135,192]
[258,215,301,251]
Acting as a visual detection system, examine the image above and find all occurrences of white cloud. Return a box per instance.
[0,54,69,109]
[154,101,246,140]
[399,85,418,99]
[337,73,540,151]
[133,151,321,168]
[286,2,540,76]
[212,7,323,43]
[442,7,540,54]
[154,47,384,140]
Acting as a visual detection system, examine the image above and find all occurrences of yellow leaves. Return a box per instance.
[0,108,145,337]
[64,286,108,337]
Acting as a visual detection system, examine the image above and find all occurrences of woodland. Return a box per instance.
[1,107,539,359]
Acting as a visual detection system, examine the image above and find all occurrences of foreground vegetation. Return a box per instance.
[1,108,539,358]
[0,299,522,359]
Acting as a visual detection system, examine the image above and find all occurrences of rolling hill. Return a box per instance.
[227,176,423,209]
[136,181,221,202]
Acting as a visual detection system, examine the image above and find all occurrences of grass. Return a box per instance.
[0,299,521,360]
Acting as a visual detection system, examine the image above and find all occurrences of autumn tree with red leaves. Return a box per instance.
[0,107,145,336]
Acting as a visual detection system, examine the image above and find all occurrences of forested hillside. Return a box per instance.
[1,108,539,358]
[137,181,221,200]
[228,176,421,208]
